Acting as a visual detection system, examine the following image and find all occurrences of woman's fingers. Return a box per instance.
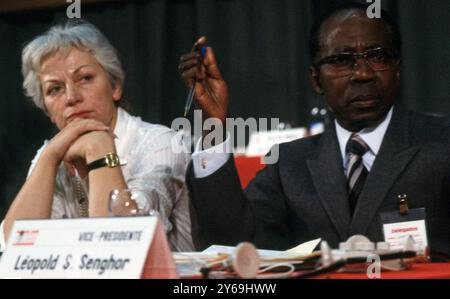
[71,118,109,134]
[46,118,111,161]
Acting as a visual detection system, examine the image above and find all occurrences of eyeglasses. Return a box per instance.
[314,47,399,77]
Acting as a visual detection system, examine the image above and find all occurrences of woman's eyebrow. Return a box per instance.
[72,64,93,74]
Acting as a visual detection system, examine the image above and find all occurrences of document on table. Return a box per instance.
[173,238,322,277]
[202,238,321,258]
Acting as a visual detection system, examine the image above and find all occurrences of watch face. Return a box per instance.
[105,153,120,167]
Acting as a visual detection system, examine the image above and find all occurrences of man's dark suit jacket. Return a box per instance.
[187,107,450,255]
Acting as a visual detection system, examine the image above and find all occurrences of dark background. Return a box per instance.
[0,0,449,218]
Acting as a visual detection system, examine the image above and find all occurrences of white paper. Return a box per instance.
[284,238,322,256]
[202,238,321,259]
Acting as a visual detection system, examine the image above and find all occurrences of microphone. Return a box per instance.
[200,242,260,278]
[232,242,260,278]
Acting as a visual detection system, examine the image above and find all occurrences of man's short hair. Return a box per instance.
[309,2,402,62]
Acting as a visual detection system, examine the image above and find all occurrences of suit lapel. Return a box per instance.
[350,108,420,235]
[307,124,351,240]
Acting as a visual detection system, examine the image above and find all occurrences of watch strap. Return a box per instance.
[87,152,120,172]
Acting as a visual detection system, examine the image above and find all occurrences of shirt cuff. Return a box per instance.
[0,220,6,253]
[191,134,231,178]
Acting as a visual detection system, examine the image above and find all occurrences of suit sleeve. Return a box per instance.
[186,149,292,251]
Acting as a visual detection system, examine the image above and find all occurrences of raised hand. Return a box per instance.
[178,36,229,124]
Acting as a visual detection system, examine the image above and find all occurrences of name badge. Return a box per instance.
[0,217,176,279]
[380,207,428,251]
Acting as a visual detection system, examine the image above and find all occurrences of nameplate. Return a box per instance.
[0,217,175,278]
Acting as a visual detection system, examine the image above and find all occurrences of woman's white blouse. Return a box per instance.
[0,108,194,252]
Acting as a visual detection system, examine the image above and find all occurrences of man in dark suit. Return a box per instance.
[178,3,450,255]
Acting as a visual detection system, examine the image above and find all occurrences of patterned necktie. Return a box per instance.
[345,134,370,216]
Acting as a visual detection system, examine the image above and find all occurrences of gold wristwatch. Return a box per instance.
[87,152,120,172]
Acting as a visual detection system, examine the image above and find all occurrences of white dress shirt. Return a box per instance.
[191,134,232,178]
[335,107,393,173]
[191,108,393,178]
[0,108,194,252]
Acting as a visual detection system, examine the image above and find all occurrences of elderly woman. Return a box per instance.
[0,20,193,252]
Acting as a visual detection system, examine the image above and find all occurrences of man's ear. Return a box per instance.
[309,66,324,95]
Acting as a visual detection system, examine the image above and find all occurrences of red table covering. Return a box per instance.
[316,263,450,279]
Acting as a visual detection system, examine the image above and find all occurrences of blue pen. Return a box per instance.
[183,46,206,117]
